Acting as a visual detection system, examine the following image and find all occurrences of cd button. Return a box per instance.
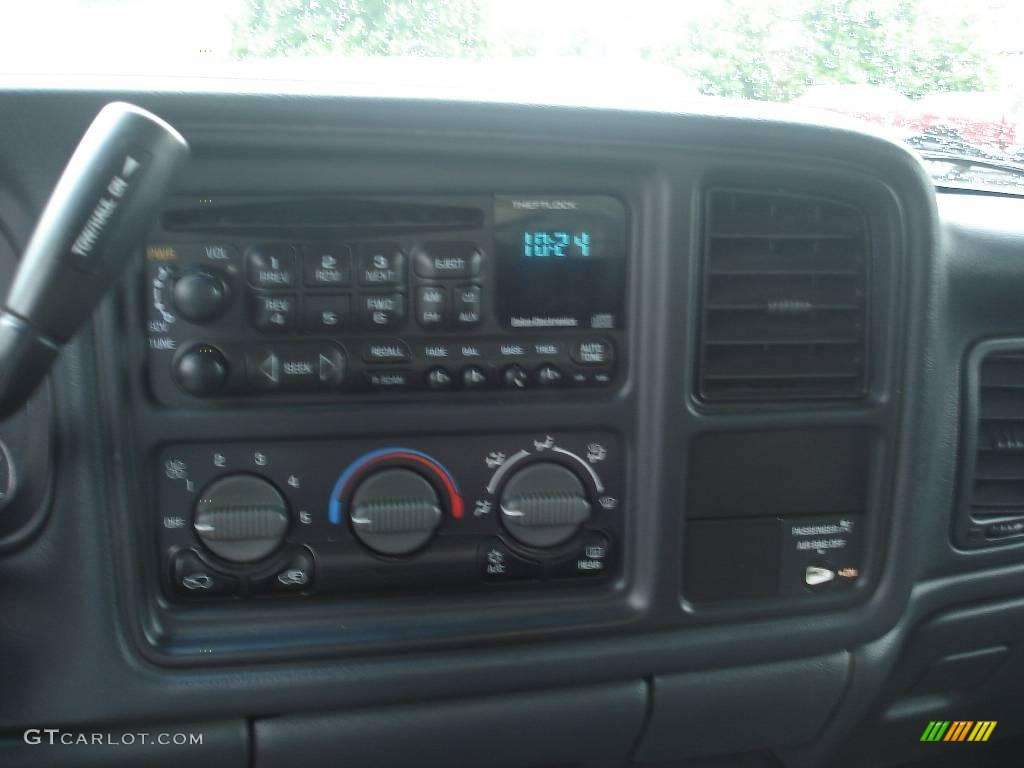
[246,244,297,289]
[249,293,297,332]
[357,243,405,286]
[360,293,406,330]
[362,339,411,364]
[453,284,482,327]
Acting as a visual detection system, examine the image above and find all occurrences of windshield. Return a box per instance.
[4,0,1023,192]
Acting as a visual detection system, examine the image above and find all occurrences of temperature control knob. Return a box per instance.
[172,268,231,323]
[194,474,289,563]
[499,462,591,548]
[350,468,442,556]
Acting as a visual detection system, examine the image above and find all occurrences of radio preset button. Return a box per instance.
[426,367,454,390]
[246,244,297,289]
[362,339,411,364]
[416,285,448,328]
[303,245,351,287]
[304,294,351,331]
[462,366,489,390]
[357,243,405,286]
[453,284,482,327]
[412,242,483,279]
[250,293,297,331]
[570,339,613,366]
[360,293,406,330]
[247,343,346,391]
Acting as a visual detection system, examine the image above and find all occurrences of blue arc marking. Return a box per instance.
[328,447,461,525]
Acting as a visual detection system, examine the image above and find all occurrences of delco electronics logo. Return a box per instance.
[510,199,579,210]
[920,721,997,742]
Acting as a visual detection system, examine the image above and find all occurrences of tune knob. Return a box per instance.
[172,268,231,323]
[174,344,228,396]
[350,468,442,556]
[194,474,289,563]
[499,462,591,548]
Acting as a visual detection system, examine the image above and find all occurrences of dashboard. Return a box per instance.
[1,83,1023,767]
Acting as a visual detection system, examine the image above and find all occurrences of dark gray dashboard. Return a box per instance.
[0,84,1022,768]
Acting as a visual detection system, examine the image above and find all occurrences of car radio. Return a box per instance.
[143,194,628,404]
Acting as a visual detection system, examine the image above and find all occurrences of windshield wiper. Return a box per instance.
[916,150,1024,177]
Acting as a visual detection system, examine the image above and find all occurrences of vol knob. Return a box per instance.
[172,268,231,323]
[499,462,591,548]
[194,474,289,563]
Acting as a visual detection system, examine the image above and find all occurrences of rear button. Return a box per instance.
[549,532,612,579]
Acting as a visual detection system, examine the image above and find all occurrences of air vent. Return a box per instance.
[959,347,1024,546]
[699,188,869,402]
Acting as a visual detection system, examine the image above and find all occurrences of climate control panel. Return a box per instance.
[157,432,624,600]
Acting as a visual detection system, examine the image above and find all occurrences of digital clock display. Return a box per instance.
[522,231,592,258]
[494,195,626,330]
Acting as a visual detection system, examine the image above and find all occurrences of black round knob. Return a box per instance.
[174,344,228,396]
[350,468,441,556]
[194,474,289,563]
[172,269,230,323]
[503,364,529,390]
[499,462,591,548]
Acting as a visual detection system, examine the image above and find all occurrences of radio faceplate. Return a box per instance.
[143,194,627,405]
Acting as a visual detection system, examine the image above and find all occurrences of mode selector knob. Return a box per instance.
[499,462,591,548]
[350,468,442,556]
[194,474,289,563]
[172,268,231,323]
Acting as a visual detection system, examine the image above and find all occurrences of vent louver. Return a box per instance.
[699,188,870,402]
[960,350,1024,544]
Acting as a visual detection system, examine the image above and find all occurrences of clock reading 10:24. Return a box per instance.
[522,231,592,258]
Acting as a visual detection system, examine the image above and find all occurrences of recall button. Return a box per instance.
[362,339,412,364]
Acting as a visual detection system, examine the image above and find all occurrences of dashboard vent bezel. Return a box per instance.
[956,339,1024,549]
[697,186,871,403]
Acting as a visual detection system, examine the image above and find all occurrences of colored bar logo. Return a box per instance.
[920,721,997,742]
